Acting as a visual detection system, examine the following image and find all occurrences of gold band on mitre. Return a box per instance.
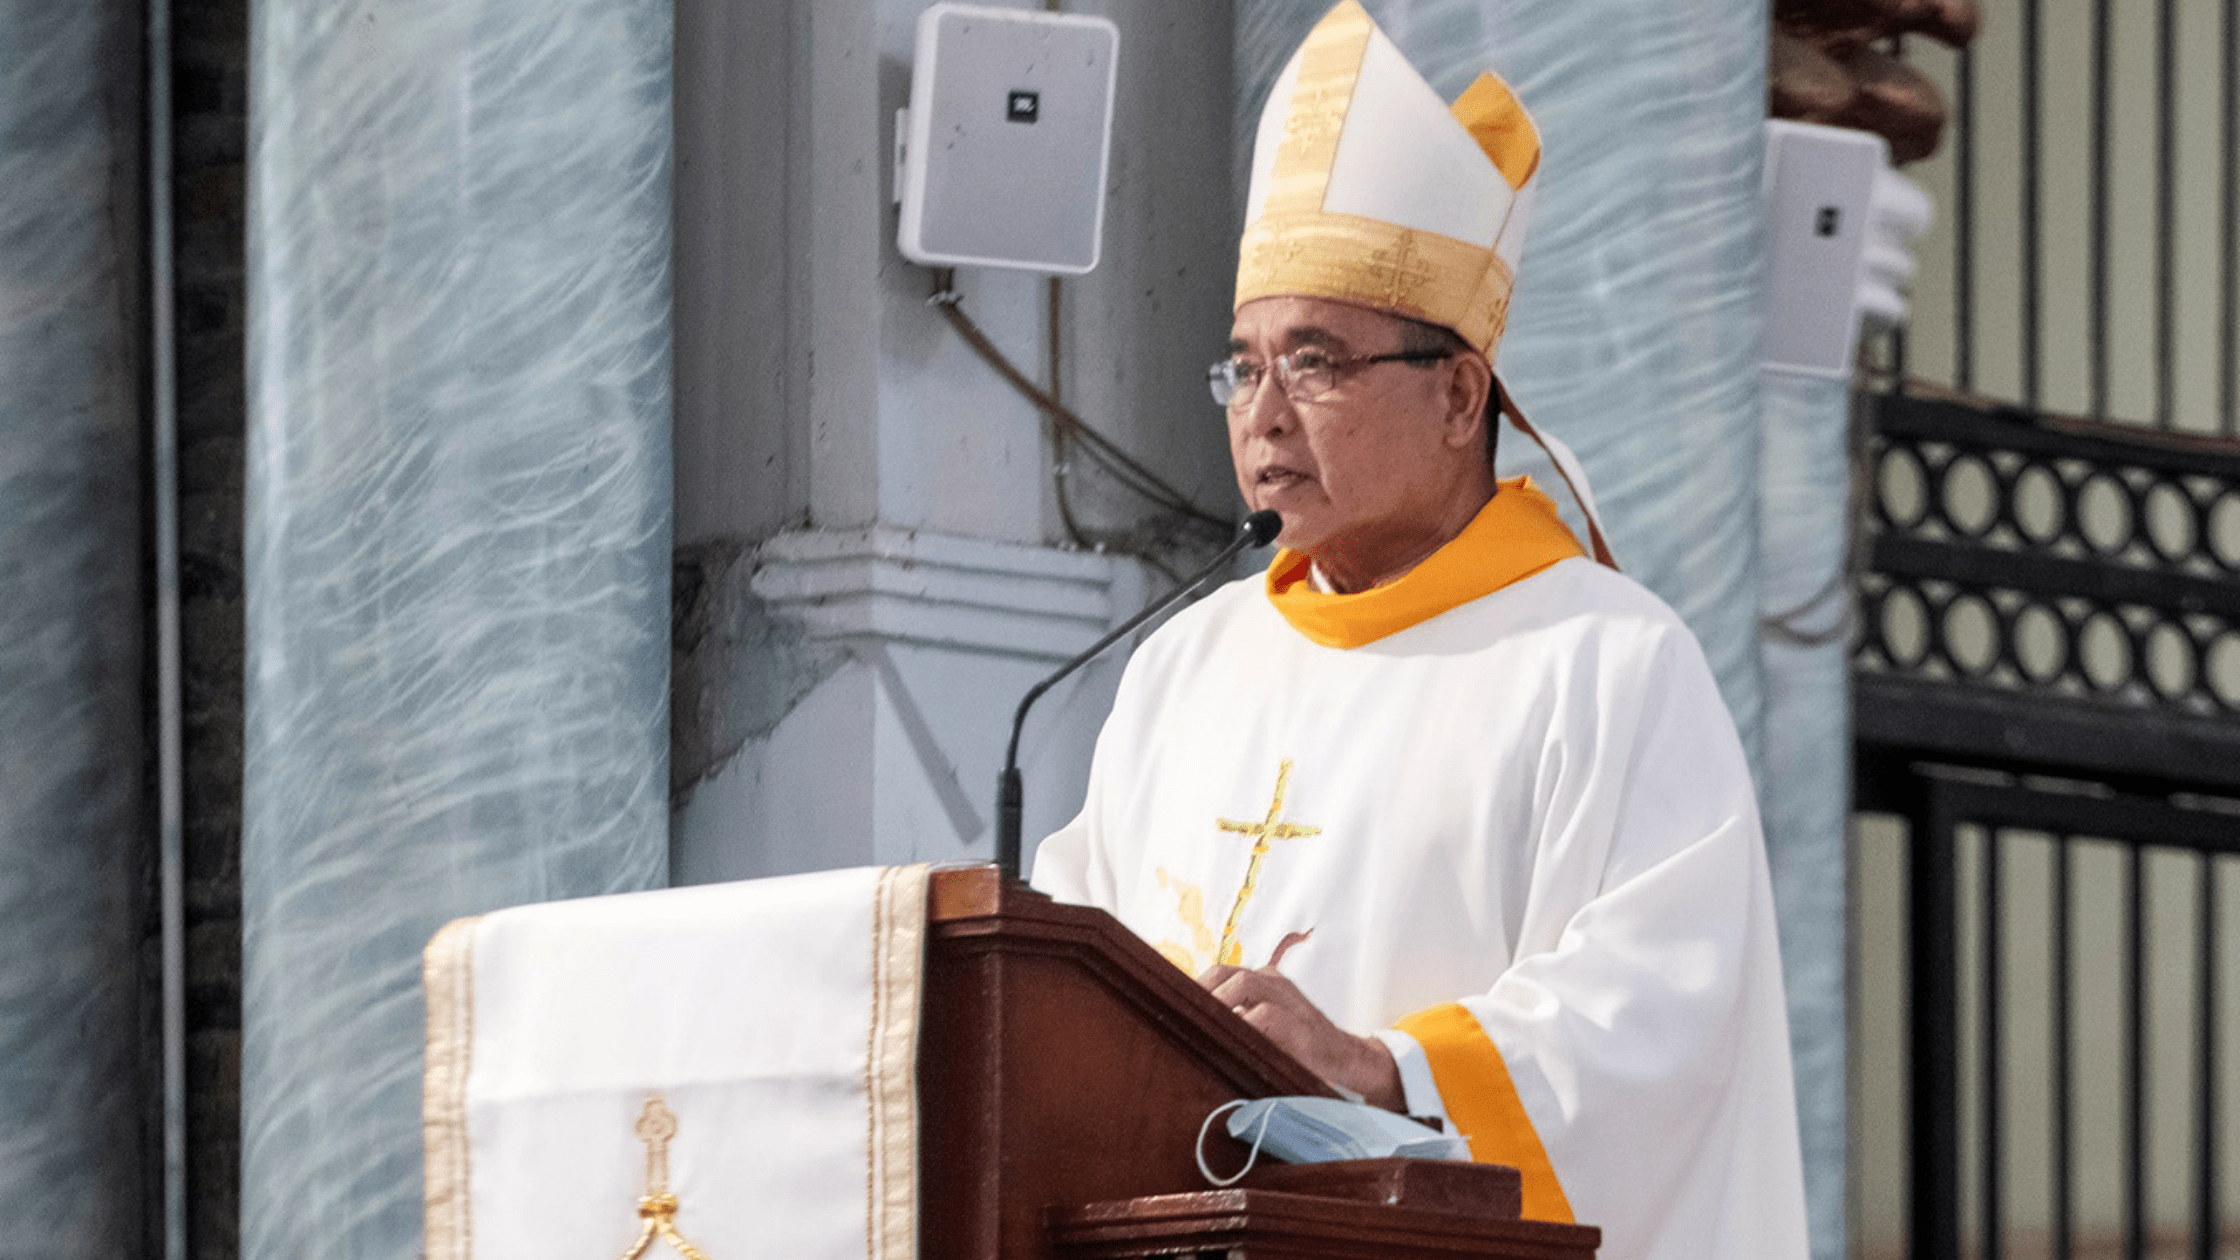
[1235,1,1541,362]
[1239,215,1517,358]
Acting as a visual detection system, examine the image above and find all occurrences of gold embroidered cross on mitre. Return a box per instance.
[1214,759,1321,966]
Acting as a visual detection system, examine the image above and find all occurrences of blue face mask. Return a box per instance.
[1195,1095,1471,1186]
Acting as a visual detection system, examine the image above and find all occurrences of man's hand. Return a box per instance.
[1200,963,1405,1112]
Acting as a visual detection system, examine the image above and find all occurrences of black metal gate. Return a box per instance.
[1857,5,2240,1254]
[1852,393,2240,1260]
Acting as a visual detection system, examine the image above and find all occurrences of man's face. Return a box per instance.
[1225,296,1475,567]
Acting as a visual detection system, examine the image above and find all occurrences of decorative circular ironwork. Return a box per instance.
[2212,494,2240,571]
[1856,421,2240,721]
[1855,574,2240,717]
[1940,453,2000,538]
[2010,463,2067,547]
[1864,436,2240,579]
[1944,592,2000,676]
[2011,601,2068,684]
[1877,444,1930,531]
[2077,610,2130,694]
[1879,583,1930,671]
[2210,631,2240,709]
[2143,480,2196,564]
[2143,619,2196,701]
[2076,472,2132,558]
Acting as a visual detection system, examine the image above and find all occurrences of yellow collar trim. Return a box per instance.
[1264,477,1584,648]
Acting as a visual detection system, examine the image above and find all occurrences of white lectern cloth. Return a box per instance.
[422,864,930,1260]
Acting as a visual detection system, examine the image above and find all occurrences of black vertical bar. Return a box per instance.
[2223,0,2238,437]
[1911,785,1962,1260]
[1955,42,1976,394]
[2054,834,2076,1260]
[2193,854,2218,1260]
[2126,843,2148,1260]
[2091,0,2112,419]
[2022,0,2042,410]
[1982,829,2005,1260]
[2156,0,2177,429]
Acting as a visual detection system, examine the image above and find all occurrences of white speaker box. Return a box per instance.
[1762,120,1887,379]
[895,3,1119,275]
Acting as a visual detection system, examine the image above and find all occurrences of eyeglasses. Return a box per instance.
[1206,346,1451,409]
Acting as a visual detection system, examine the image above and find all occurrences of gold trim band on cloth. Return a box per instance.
[865,864,930,1260]
[1259,1,1374,221]
[422,914,485,1260]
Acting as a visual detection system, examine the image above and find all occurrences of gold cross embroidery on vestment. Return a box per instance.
[615,1094,717,1260]
[1214,759,1321,966]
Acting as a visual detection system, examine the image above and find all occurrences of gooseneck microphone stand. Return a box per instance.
[995,510,1282,879]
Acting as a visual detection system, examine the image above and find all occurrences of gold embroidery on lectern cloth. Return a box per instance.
[615,1095,717,1260]
[1215,760,1322,966]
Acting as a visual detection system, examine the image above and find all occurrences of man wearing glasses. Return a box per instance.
[1031,6,1808,1259]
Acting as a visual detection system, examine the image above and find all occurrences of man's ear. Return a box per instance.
[1442,353,1494,451]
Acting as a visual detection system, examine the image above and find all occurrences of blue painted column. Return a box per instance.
[1759,370,1854,1260]
[0,1,146,1254]
[242,2,672,1256]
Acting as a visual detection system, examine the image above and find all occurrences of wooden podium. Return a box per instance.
[919,867,1599,1260]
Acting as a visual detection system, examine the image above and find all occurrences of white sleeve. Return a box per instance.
[1369,1028,1452,1130]
[1026,812,1093,902]
[1401,620,1808,1260]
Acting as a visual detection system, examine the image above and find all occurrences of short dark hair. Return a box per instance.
[1393,317,1500,465]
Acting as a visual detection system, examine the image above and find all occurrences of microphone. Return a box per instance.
[995,510,1282,879]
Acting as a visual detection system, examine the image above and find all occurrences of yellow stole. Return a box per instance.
[1264,478,1584,648]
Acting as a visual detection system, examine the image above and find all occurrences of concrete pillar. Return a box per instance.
[241,1,672,1255]
[0,1,147,1254]
[669,0,1237,884]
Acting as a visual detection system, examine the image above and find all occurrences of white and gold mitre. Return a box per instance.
[1237,0,1540,360]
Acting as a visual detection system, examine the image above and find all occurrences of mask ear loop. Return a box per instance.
[1195,1099,1278,1188]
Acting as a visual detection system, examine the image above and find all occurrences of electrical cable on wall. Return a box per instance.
[925,268,1233,572]
[1044,275,1095,553]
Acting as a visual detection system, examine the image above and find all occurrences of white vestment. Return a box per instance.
[1031,556,1808,1260]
